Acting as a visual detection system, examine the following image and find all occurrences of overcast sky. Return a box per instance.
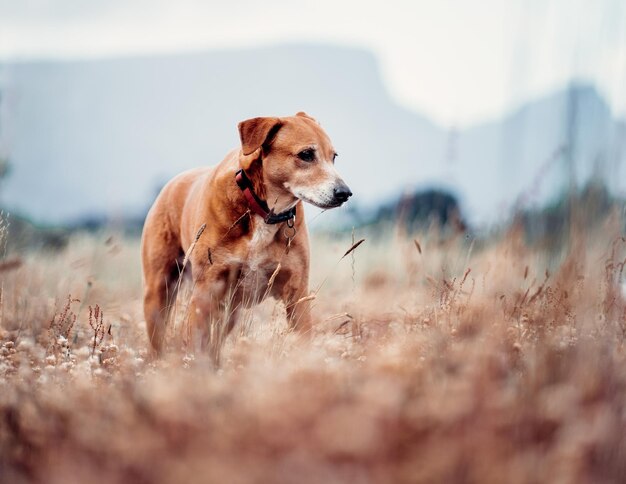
[1,0,624,126]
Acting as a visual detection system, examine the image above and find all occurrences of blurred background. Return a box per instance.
[0,0,624,248]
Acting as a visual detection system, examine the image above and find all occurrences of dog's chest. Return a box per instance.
[232,223,282,297]
[246,223,280,266]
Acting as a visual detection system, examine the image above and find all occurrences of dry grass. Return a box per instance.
[1,216,626,484]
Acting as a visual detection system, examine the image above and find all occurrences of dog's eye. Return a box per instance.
[333,153,338,163]
[297,149,316,162]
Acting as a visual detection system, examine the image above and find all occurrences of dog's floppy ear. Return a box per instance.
[238,117,282,156]
[296,111,318,123]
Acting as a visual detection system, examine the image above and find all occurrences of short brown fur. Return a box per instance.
[141,112,351,354]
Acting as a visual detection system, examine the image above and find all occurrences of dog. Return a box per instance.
[141,112,352,354]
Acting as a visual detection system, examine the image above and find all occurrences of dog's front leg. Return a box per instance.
[277,273,312,336]
[285,290,312,336]
[187,270,227,356]
[187,264,242,361]
[188,290,218,354]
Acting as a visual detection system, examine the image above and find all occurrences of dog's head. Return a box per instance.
[238,112,352,209]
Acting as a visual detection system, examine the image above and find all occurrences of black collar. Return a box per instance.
[235,169,297,224]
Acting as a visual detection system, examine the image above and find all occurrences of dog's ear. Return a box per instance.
[238,117,282,157]
[296,111,317,123]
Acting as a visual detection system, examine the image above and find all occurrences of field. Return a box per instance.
[1,215,626,484]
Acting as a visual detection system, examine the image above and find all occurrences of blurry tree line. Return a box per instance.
[1,180,625,253]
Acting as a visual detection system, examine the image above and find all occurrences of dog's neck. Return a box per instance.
[242,160,299,216]
[263,179,299,214]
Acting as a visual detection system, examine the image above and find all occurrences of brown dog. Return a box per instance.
[141,112,352,353]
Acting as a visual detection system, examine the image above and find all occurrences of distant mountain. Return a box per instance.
[452,84,625,222]
[0,44,623,226]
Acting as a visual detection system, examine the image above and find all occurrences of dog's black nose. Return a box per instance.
[333,183,353,203]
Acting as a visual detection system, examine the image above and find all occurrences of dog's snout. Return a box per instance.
[333,183,353,203]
